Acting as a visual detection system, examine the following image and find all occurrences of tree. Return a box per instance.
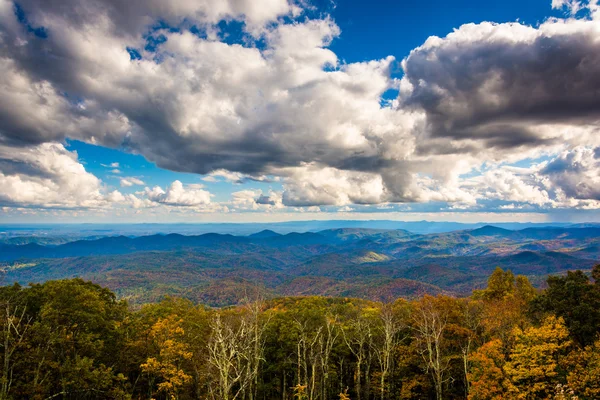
[411,296,450,400]
[0,292,31,400]
[475,268,535,347]
[566,338,600,398]
[591,264,600,284]
[504,316,572,399]
[372,303,405,400]
[532,270,600,347]
[342,308,376,400]
[459,299,484,397]
[207,303,270,400]
[141,316,193,399]
[468,339,509,400]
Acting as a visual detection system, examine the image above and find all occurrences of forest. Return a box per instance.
[1,265,600,400]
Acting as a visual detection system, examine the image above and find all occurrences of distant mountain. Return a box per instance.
[515,227,600,240]
[469,225,514,237]
[1,225,598,306]
[262,232,332,247]
[249,229,282,239]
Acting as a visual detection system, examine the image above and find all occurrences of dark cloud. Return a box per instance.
[540,147,600,200]
[402,22,600,154]
[256,195,276,205]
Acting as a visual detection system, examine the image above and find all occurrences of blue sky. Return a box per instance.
[0,0,599,222]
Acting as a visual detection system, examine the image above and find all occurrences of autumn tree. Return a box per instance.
[474,268,535,347]
[141,315,193,399]
[468,339,509,400]
[504,315,572,399]
[566,338,600,398]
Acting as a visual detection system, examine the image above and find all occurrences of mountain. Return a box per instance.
[1,225,598,306]
[249,229,282,239]
[469,225,514,237]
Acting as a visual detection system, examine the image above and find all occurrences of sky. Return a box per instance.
[0,0,599,223]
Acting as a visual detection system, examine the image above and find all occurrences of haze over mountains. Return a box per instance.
[1,223,598,306]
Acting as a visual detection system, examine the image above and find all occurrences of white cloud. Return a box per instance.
[144,180,211,207]
[0,142,118,208]
[120,177,145,187]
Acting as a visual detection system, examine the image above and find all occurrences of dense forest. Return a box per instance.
[1,265,600,400]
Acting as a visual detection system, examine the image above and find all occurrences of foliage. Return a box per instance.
[504,316,572,399]
[0,265,598,399]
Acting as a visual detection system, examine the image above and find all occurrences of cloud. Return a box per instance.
[201,169,274,184]
[540,146,600,201]
[399,16,600,160]
[120,177,144,187]
[256,194,277,206]
[457,146,600,210]
[0,0,599,213]
[143,180,211,207]
[0,142,118,208]
[552,0,584,14]
[281,165,387,206]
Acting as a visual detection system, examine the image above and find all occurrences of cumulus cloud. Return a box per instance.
[0,142,118,208]
[0,0,599,213]
[143,181,211,207]
[459,147,600,210]
[541,146,600,200]
[281,165,387,206]
[120,177,144,187]
[400,17,600,158]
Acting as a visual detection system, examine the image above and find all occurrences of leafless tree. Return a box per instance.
[372,304,404,400]
[411,296,450,400]
[342,313,374,400]
[0,300,32,400]
[207,298,270,400]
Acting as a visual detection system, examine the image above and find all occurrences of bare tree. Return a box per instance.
[243,297,271,400]
[372,304,404,400]
[342,313,374,400]
[411,296,450,400]
[460,299,483,397]
[293,318,322,400]
[319,314,339,400]
[0,300,32,400]
[207,296,271,400]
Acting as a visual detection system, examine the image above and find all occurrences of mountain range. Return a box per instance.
[1,225,598,306]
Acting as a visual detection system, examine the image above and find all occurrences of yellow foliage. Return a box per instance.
[566,339,600,398]
[292,384,308,399]
[339,387,351,400]
[141,316,193,399]
[468,339,509,400]
[504,316,572,399]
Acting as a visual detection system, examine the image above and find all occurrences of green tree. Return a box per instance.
[532,270,600,347]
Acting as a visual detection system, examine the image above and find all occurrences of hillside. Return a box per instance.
[1,225,598,306]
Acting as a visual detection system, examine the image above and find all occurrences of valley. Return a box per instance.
[2,225,598,306]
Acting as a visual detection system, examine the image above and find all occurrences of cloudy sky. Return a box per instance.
[0,0,599,223]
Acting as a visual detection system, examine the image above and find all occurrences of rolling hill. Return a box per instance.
[1,225,598,306]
